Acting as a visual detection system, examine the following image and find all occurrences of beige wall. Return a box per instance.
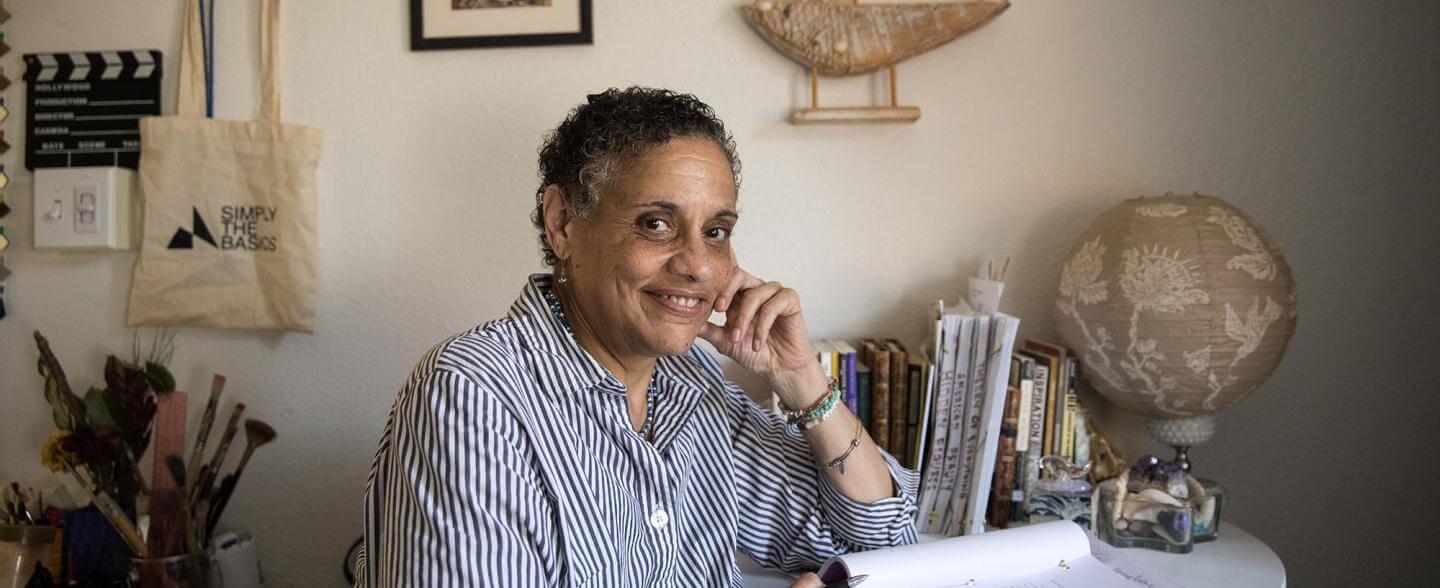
[3,1,1436,585]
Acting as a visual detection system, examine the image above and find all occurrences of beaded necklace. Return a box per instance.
[542,283,657,441]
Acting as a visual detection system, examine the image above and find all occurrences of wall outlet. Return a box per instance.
[33,167,139,250]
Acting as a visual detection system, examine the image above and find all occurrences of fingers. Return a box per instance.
[698,322,732,355]
[727,281,783,345]
[714,269,763,313]
[750,287,800,352]
[789,572,824,588]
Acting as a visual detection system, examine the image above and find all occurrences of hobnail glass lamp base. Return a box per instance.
[1146,415,1216,472]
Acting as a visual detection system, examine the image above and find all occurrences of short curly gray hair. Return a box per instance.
[530,87,742,266]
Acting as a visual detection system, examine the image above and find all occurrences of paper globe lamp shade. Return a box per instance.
[1054,194,1297,468]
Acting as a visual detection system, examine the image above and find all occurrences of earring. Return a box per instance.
[557,262,569,285]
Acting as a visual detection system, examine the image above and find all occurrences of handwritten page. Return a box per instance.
[817,522,1183,588]
[1089,537,1186,588]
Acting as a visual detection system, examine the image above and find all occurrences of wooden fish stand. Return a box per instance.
[792,66,921,124]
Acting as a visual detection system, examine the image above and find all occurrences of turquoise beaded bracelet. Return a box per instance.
[784,378,843,429]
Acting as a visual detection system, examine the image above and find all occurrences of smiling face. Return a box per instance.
[551,136,739,361]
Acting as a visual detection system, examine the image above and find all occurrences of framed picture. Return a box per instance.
[410,0,593,50]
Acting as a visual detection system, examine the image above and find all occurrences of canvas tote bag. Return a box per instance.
[127,0,323,332]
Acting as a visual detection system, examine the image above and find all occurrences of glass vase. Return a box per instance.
[1096,478,1195,554]
[131,552,212,588]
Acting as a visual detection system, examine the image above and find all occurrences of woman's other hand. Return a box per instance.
[699,269,827,407]
[789,572,824,588]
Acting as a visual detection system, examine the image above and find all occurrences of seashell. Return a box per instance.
[1165,480,1189,500]
[1136,488,1186,508]
[1122,502,1161,523]
[1111,473,1129,521]
[1185,474,1206,500]
[1195,496,1216,527]
[1115,519,1129,531]
[740,0,1011,76]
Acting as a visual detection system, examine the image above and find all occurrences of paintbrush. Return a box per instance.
[206,419,276,539]
[185,374,226,493]
[64,467,147,558]
[164,456,200,555]
[193,403,245,509]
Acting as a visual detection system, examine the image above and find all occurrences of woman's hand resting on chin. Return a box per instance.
[698,269,828,409]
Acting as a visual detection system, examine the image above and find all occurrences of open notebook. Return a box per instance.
[817,521,1181,588]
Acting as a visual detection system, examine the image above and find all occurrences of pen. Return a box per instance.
[823,575,869,588]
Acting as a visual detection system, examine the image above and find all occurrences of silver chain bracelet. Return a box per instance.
[819,420,864,475]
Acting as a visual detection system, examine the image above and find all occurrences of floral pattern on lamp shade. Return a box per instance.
[1055,195,1297,419]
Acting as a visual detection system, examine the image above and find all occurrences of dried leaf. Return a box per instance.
[144,361,176,394]
[38,358,76,431]
[83,387,119,429]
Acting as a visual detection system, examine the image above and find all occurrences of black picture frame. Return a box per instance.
[410,0,593,51]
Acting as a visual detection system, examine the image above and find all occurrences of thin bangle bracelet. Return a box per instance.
[819,420,864,475]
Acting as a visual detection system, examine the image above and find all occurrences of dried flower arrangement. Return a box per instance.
[33,330,176,557]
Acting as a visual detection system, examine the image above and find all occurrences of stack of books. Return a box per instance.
[800,312,1100,536]
[913,301,1020,537]
[795,310,1097,537]
[984,339,1093,529]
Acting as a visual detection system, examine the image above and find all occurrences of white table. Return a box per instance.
[738,521,1286,587]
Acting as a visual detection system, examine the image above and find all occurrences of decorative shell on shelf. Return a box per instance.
[1055,194,1298,420]
[739,0,1011,76]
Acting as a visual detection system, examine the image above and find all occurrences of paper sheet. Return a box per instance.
[819,522,1091,587]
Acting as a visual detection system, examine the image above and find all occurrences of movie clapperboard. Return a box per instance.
[22,50,162,169]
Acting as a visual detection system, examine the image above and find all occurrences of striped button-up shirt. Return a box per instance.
[359,274,918,586]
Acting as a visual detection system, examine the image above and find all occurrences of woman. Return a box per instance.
[360,87,917,587]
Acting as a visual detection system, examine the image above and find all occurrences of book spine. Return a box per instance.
[949,315,990,536]
[1018,358,1040,516]
[1074,402,1091,467]
[1059,358,1078,462]
[906,361,923,469]
[846,350,859,415]
[915,361,936,478]
[931,317,972,533]
[965,315,1021,535]
[1041,361,1060,459]
[918,318,958,533]
[817,343,833,387]
[987,385,1021,528]
[857,365,872,430]
[1050,356,1069,457]
[871,344,891,454]
[1012,358,1030,454]
[888,345,908,465]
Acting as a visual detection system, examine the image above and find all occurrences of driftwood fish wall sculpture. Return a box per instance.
[740,0,1010,123]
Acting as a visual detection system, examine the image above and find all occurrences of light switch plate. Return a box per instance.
[33,167,139,250]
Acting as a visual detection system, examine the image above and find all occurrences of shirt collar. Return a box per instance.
[509,274,706,398]
[510,273,614,392]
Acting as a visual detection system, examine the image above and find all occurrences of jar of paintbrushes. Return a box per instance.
[31,331,277,587]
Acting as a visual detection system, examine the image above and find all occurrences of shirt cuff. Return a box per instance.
[816,449,920,551]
